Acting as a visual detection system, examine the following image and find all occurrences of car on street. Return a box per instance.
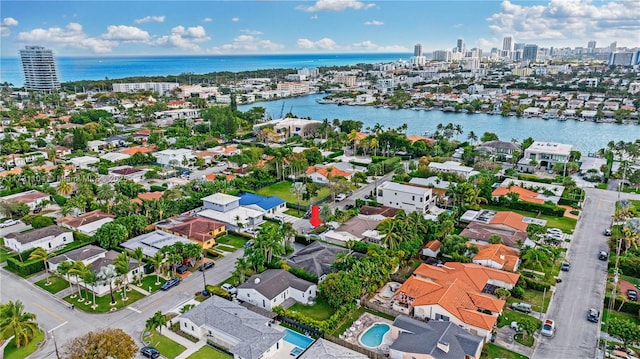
[161,277,180,291]
[335,193,347,202]
[221,283,237,294]
[175,264,189,274]
[33,207,42,214]
[604,228,612,236]
[344,204,354,210]
[510,302,532,313]
[541,319,555,337]
[0,219,19,228]
[140,346,160,358]
[598,251,609,261]
[627,289,638,302]
[561,262,571,271]
[587,308,600,323]
[198,261,215,271]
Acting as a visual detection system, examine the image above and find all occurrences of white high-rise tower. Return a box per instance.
[19,46,60,92]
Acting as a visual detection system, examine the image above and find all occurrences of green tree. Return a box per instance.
[607,318,640,349]
[480,132,499,142]
[28,248,55,285]
[319,271,361,308]
[148,252,165,285]
[289,182,307,215]
[145,311,167,334]
[31,216,55,229]
[95,222,129,249]
[130,247,145,285]
[62,328,137,359]
[56,261,75,293]
[0,300,39,348]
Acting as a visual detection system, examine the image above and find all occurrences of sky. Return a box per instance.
[1,0,638,57]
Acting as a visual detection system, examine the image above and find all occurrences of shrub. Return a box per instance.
[31,216,55,229]
[52,195,67,206]
[511,286,525,299]
[522,277,551,291]
[5,257,44,277]
[604,295,640,315]
[288,266,318,283]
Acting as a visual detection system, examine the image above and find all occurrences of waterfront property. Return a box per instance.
[521,141,573,171]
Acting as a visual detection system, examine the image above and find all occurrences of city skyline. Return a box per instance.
[1,0,638,58]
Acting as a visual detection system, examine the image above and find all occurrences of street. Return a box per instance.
[0,247,244,358]
[532,188,640,359]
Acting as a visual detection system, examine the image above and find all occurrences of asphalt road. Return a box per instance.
[532,188,640,359]
[0,247,244,359]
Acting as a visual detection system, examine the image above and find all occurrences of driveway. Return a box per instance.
[532,188,640,359]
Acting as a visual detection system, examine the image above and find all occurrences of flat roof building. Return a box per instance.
[20,46,60,91]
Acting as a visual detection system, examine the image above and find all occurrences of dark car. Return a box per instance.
[161,277,180,291]
[33,207,42,214]
[598,251,609,261]
[604,228,612,236]
[628,289,638,302]
[141,346,160,358]
[175,264,188,274]
[198,261,215,271]
[587,308,600,323]
[561,262,570,272]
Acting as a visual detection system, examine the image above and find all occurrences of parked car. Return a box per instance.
[547,228,563,235]
[221,283,237,295]
[335,193,347,202]
[541,319,555,337]
[175,264,189,274]
[198,261,215,271]
[511,302,532,314]
[587,308,600,323]
[344,204,354,210]
[0,219,19,228]
[33,207,42,214]
[243,240,254,248]
[510,321,521,332]
[598,251,609,261]
[604,228,612,236]
[140,346,160,359]
[561,262,571,272]
[273,214,285,222]
[627,289,638,302]
[160,277,180,291]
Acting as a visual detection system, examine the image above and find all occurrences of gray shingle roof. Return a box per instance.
[238,269,314,299]
[48,244,106,264]
[390,316,483,359]
[179,296,284,359]
[5,226,69,244]
[286,241,347,278]
[299,338,368,359]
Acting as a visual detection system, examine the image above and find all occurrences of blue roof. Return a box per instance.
[238,193,285,211]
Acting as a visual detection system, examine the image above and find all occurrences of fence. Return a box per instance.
[323,334,387,359]
[361,299,402,319]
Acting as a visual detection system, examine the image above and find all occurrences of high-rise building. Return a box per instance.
[414,44,423,57]
[609,42,617,52]
[456,38,464,53]
[19,46,60,92]
[503,36,514,52]
[523,44,539,62]
[587,40,596,52]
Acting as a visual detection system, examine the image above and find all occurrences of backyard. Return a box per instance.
[289,298,336,321]
[215,234,248,249]
[256,181,331,206]
[483,205,577,233]
[186,345,232,359]
[143,329,186,359]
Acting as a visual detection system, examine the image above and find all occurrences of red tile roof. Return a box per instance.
[473,243,520,272]
[305,166,352,178]
[168,217,225,243]
[492,186,544,204]
[490,211,528,232]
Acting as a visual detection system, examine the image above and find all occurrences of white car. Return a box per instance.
[546,228,563,235]
[221,283,237,295]
[541,319,555,337]
[0,219,19,228]
[335,193,347,202]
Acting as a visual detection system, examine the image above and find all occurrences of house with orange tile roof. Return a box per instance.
[305,165,353,184]
[491,185,546,204]
[460,222,528,250]
[421,240,442,258]
[472,244,520,272]
[162,216,226,249]
[120,145,156,156]
[211,145,241,157]
[391,262,519,341]
[56,210,115,236]
[406,134,434,145]
[132,191,164,205]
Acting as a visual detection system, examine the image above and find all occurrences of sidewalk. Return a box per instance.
[175,339,207,359]
[493,326,535,358]
[156,330,207,359]
[129,283,151,296]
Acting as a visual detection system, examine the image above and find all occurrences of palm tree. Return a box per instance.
[467,130,478,144]
[56,261,74,292]
[0,300,39,348]
[28,248,54,285]
[289,182,307,215]
[131,247,145,285]
[155,199,169,220]
[83,271,98,308]
[145,311,167,334]
[377,218,403,251]
[148,252,165,285]
[96,184,115,204]
[56,180,73,196]
[97,264,118,305]
[69,261,90,301]
[234,257,250,283]
[114,252,131,299]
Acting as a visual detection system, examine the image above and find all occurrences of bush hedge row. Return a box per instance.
[273,302,356,333]
[604,295,640,315]
[499,199,566,217]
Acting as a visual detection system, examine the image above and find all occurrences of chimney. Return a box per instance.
[437,341,450,353]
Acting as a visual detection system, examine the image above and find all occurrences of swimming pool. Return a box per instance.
[283,329,314,349]
[359,323,390,348]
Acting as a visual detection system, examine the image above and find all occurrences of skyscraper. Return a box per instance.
[19,46,60,92]
[502,36,514,52]
[587,40,596,51]
[414,44,423,57]
[523,44,538,62]
[456,38,464,53]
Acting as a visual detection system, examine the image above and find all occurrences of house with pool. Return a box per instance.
[391,263,519,341]
[236,269,317,311]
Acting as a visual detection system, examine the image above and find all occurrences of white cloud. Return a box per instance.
[1,17,18,37]
[134,15,165,24]
[210,35,284,54]
[364,20,383,26]
[350,40,408,52]
[16,22,116,53]
[231,17,240,22]
[478,37,498,49]
[310,15,319,20]
[240,29,263,35]
[297,0,375,12]
[297,37,339,50]
[203,17,213,23]
[453,23,463,29]
[155,25,210,51]
[102,25,150,41]
[487,0,640,46]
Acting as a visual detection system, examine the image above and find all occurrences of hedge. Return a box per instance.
[517,174,554,184]
[149,185,167,192]
[273,302,357,333]
[52,195,67,206]
[226,230,254,239]
[288,266,318,284]
[614,256,640,277]
[604,295,640,315]
[5,257,44,277]
[499,199,566,217]
[522,277,551,291]
[326,150,344,159]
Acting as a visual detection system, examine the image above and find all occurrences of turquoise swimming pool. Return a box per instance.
[359,323,390,348]
[283,329,314,349]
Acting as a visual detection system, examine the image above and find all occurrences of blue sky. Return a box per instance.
[1,0,638,57]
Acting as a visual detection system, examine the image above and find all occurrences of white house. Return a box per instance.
[69,155,100,169]
[428,161,480,179]
[377,181,435,214]
[0,190,51,211]
[522,141,573,170]
[237,269,316,310]
[4,226,73,253]
[198,193,264,232]
[155,148,195,166]
[56,210,115,236]
[176,296,285,359]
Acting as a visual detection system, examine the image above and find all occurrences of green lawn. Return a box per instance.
[497,309,542,328]
[143,329,186,359]
[256,181,331,206]
[289,298,336,321]
[622,275,640,287]
[35,275,70,294]
[514,333,534,347]
[186,345,232,359]
[3,329,44,359]
[140,275,167,293]
[482,205,577,232]
[482,343,529,359]
[64,286,145,313]
[284,209,304,217]
[216,234,248,249]
[0,247,12,263]
[215,244,237,252]
[521,289,552,313]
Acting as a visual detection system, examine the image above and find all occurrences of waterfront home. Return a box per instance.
[253,118,322,141]
[522,141,572,170]
[4,226,73,253]
[176,296,285,359]
[474,141,520,163]
[237,269,317,310]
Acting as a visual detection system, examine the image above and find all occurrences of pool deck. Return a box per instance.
[337,312,394,354]
[271,325,314,359]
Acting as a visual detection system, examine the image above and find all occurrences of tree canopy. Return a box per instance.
[62,328,137,359]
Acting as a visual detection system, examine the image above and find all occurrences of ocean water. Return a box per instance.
[0,53,409,86]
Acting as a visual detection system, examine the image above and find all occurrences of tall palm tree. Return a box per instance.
[96,184,115,204]
[0,300,39,348]
[145,311,167,334]
[28,248,54,285]
[114,252,131,299]
[97,264,118,305]
[234,257,250,283]
[148,252,165,285]
[83,271,98,308]
[69,261,90,301]
[130,247,145,285]
[56,261,74,292]
[56,180,73,196]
